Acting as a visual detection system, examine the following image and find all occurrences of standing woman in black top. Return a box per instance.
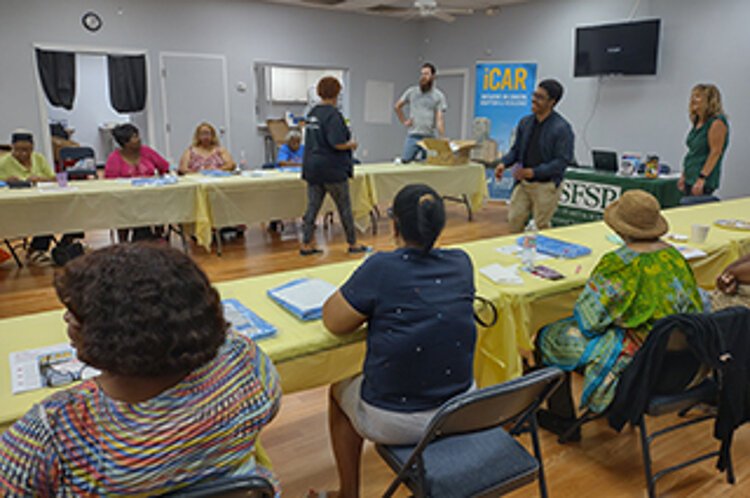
[300,77,368,255]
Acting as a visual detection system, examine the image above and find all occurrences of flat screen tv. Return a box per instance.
[574,19,661,77]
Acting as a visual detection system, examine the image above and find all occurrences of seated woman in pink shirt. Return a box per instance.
[105,124,170,241]
[105,124,169,179]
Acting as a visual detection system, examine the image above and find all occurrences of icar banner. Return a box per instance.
[474,61,537,200]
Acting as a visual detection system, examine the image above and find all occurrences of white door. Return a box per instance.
[160,53,230,163]
[436,70,468,140]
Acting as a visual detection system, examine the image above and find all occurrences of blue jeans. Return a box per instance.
[401,134,430,163]
[680,184,719,206]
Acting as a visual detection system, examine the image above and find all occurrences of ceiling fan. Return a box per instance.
[405,0,474,22]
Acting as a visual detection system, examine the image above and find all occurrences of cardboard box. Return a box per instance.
[418,138,477,166]
[470,140,498,164]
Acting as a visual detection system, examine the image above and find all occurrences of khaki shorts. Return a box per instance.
[332,375,474,445]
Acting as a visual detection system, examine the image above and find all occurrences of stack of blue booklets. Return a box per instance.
[222,299,276,341]
[267,278,337,321]
[516,235,592,259]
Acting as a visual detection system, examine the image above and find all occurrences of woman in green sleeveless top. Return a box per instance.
[679,84,729,198]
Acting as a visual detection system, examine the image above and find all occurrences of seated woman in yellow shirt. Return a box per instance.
[0,130,55,183]
[0,131,80,266]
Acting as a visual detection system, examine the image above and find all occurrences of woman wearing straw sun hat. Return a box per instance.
[534,190,703,438]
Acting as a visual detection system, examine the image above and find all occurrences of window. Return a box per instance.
[268,66,345,103]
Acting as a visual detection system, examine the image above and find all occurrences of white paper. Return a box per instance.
[480,263,524,285]
[9,343,99,394]
[37,186,79,193]
[272,278,337,312]
[667,233,689,242]
[364,80,394,125]
[673,245,708,261]
[242,170,278,178]
[495,245,552,261]
[496,245,522,256]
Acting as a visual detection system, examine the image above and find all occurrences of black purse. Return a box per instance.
[473,296,498,328]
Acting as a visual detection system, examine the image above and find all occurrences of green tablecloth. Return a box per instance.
[553,167,683,226]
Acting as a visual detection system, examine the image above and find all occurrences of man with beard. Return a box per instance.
[394,63,447,163]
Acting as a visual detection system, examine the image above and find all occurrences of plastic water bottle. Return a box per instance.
[239,150,248,171]
[522,219,538,271]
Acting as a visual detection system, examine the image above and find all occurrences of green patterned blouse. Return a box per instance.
[540,245,703,412]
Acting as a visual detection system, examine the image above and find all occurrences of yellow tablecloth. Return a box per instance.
[0,260,368,428]
[362,162,488,214]
[0,163,487,254]
[2,197,747,430]
[0,179,199,238]
[190,162,487,250]
[185,172,373,249]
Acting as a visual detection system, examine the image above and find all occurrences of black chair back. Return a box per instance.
[60,146,97,178]
[159,475,274,498]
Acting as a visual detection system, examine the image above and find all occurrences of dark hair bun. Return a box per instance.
[393,184,446,253]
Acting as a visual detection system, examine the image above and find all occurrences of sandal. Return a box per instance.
[300,248,324,256]
[26,250,52,267]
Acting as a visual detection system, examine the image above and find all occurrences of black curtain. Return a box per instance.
[107,55,147,113]
[36,49,76,110]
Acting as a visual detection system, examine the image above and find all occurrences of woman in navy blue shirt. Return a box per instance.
[319,184,476,498]
[300,76,367,255]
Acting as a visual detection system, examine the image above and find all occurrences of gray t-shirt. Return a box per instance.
[399,86,447,137]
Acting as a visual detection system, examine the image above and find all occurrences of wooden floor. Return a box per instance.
[1,202,748,497]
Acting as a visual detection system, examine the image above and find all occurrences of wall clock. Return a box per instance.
[82,11,103,32]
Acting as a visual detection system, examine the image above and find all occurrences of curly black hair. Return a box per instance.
[111,123,139,148]
[54,244,228,377]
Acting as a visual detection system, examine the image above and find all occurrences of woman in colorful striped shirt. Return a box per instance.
[0,244,281,496]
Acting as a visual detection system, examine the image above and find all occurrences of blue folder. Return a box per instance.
[267,278,336,321]
[516,235,592,259]
[222,299,276,341]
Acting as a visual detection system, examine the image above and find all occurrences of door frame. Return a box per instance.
[436,67,470,139]
[33,43,156,165]
[159,51,231,161]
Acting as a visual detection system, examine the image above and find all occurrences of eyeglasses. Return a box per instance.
[532,91,549,101]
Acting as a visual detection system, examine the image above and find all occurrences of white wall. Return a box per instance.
[47,54,130,161]
[0,0,422,165]
[420,0,750,200]
[3,0,749,199]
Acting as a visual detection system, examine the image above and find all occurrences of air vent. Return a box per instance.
[367,4,411,13]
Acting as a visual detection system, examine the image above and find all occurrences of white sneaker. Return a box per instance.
[26,250,53,267]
